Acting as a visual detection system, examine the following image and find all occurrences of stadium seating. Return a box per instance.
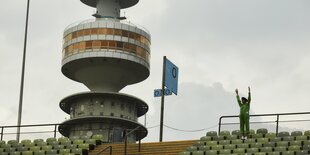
[178,129,310,155]
[0,134,102,155]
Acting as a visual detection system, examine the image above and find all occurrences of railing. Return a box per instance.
[124,126,141,155]
[96,145,112,155]
[218,112,310,135]
[0,123,60,141]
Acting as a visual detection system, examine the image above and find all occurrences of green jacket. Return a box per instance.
[237,92,251,115]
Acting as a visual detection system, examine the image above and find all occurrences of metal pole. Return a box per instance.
[124,134,127,155]
[218,117,222,134]
[1,127,3,141]
[54,124,57,138]
[138,140,141,152]
[276,115,279,136]
[17,0,30,142]
[159,56,166,142]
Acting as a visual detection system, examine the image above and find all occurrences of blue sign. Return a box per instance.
[165,58,179,95]
[154,89,173,97]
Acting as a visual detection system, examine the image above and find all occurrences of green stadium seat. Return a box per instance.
[205,150,217,155]
[237,143,249,149]
[35,141,47,147]
[80,135,91,141]
[192,150,204,155]
[283,136,295,141]
[206,141,218,146]
[265,133,276,139]
[59,148,71,154]
[270,137,282,142]
[186,146,197,152]
[24,142,35,148]
[207,131,218,137]
[244,138,256,144]
[58,137,70,144]
[256,138,269,144]
[263,141,275,147]
[220,130,230,136]
[254,153,266,155]
[73,139,84,145]
[1,152,9,155]
[296,150,309,155]
[0,148,4,153]
[198,145,210,151]
[10,151,21,155]
[304,130,310,136]
[231,139,243,144]
[277,141,289,147]
[268,152,280,155]
[65,144,78,149]
[194,141,205,147]
[17,147,28,152]
[33,150,45,155]
[250,142,263,148]
[33,139,44,144]
[5,147,17,152]
[71,148,83,155]
[288,145,301,151]
[278,131,290,137]
[53,144,65,150]
[251,133,263,139]
[260,146,273,152]
[0,140,6,145]
[291,131,303,137]
[21,151,33,155]
[46,149,58,154]
[302,144,310,150]
[59,140,71,146]
[29,146,40,152]
[274,146,287,152]
[200,136,212,141]
[257,128,268,135]
[47,141,59,146]
[219,149,231,154]
[290,140,302,146]
[282,151,295,155]
[232,130,241,136]
[70,136,80,141]
[224,144,236,150]
[21,140,31,145]
[219,140,230,145]
[210,145,223,150]
[178,151,191,155]
[247,147,259,154]
[46,138,57,143]
[78,143,89,150]
[296,135,307,141]
[8,140,18,145]
[233,148,245,154]
[41,145,52,151]
[1,143,12,149]
[226,135,238,140]
[303,140,310,145]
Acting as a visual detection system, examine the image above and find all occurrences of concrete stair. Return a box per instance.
[89,140,198,155]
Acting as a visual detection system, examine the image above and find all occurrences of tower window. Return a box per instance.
[110,113,114,116]
[121,104,124,110]
[100,112,104,116]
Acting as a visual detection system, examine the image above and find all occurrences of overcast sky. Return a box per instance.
[1,0,310,142]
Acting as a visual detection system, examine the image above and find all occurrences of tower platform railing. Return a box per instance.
[218,111,310,135]
[64,18,150,34]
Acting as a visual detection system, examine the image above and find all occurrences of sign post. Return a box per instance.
[159,56,179,142]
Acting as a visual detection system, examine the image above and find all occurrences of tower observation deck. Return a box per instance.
[58,0,151,143]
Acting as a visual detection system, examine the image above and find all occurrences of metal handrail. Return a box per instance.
[96,145,112,155]
[124,126,141,155]
[218,111,310,135]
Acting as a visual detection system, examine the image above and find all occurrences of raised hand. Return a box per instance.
[248,86,251,92]
[235,89,239,95]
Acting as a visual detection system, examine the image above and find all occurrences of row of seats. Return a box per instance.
[179,129,310,155]
[0,134,104,154]
[179,149,308,155]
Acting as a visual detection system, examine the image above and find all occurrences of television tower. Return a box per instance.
[58,0,151,142]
